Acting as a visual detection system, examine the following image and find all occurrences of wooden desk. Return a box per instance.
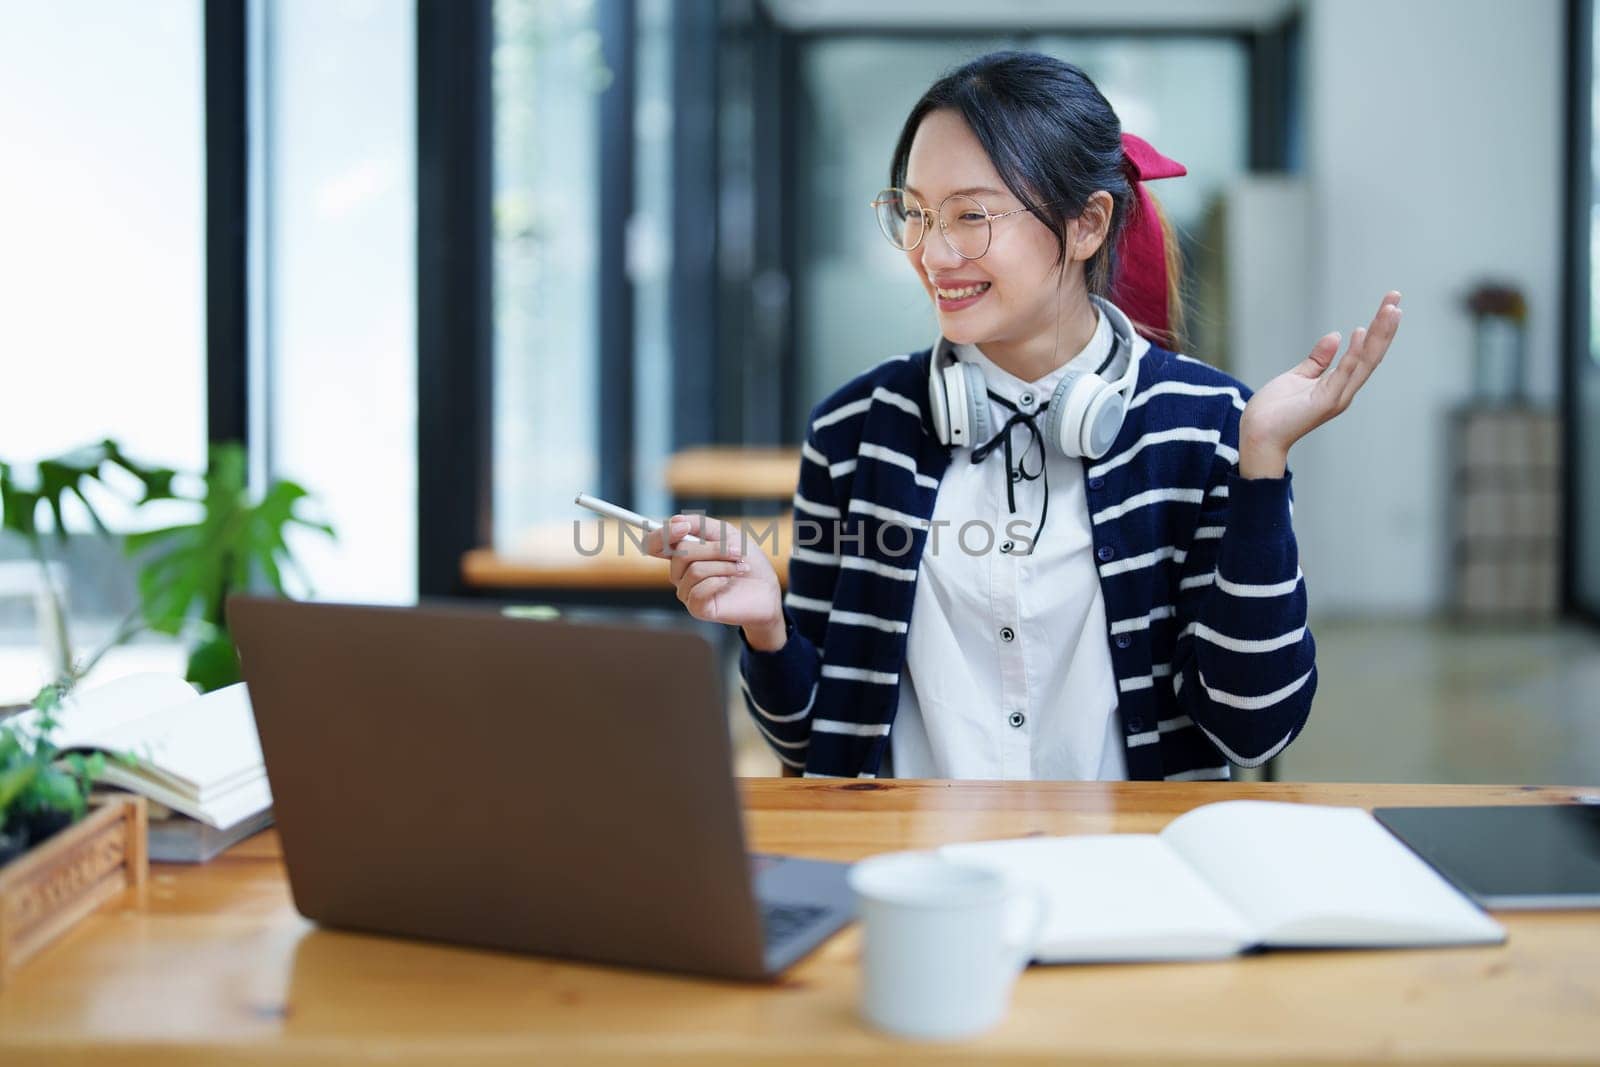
[461,514,792,594]
[4,781,1598,1065]
[663,446,801,501]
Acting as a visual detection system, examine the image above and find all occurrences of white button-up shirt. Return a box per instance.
[890,307,1128,780]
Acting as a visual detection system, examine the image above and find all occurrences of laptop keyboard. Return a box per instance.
[760,902,830,950]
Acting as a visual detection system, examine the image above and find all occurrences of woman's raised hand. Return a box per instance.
[1237,290,1403,478]
[646,514,787,650]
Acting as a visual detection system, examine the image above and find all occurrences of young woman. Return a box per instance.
[649,50,1401,781]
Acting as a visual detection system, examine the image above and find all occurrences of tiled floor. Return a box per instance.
[728,620,1600,785]
[1277,619,1600,785]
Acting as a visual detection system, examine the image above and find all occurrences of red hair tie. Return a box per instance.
[1111,132,1187,343]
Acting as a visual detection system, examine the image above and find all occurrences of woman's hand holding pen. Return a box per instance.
[1237,290,1404,478]
[646,514,788,651]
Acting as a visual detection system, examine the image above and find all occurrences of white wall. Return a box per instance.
[1225,175,1313,395]
[1287,0,1564,615]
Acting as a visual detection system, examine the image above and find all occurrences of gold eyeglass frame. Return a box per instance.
[870,187,1038,260]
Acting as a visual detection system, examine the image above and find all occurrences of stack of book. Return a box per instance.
[20,674,273,862]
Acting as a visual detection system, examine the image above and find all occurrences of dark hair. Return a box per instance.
[890,49,1181,343]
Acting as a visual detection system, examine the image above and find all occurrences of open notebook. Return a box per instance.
[19,673,272,831]
[939,800,1506,963]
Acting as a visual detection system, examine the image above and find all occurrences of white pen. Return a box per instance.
[574,492,702,543]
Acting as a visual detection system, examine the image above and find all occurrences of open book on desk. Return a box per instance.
[939,800,1505,964]
[19,673,272,833]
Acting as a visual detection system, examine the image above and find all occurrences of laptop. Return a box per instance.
[1374,803,1600,910]
[226,596,855,981]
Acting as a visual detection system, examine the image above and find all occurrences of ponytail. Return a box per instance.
[1157,197,1186,352]
[1110,133,1188,352]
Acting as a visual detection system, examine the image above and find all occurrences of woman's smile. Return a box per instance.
[932,277,993,311]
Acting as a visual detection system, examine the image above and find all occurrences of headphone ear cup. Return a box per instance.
[942,362,971,445]
[1044,369,1102,458]
[960,362,992,446]
[1081,389,1129,460]
[1042,374,1072,459]
[928,357,953,445]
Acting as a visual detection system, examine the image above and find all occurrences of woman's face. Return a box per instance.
[901,108,1085,349]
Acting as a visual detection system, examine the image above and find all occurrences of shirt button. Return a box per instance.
[1000,540,1015,554]
[1019,392,1036,410]
[1096,546,1114,562]
[1114,633,1132,649]
[999,626,1015,643]
[1088,476,1105,490]
[1008,711,1026,728]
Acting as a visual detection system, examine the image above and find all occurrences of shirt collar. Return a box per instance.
[951,305,1116,408]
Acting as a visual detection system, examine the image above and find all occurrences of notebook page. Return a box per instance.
[1161,801,1504,947]
[94,683,264,794]
[939,834,1255,962]
[97,764,271,829]
[96,754,266,803]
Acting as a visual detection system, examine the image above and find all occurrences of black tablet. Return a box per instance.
[1373,803,1600,910]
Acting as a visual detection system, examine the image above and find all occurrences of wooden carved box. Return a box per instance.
[0,795,148,982]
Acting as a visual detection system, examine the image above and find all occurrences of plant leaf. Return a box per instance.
[21,765,85,820]
[100,440,337,691]
[186,632,242,691]
[0,763,40,826]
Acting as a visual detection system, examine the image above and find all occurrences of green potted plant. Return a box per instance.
[0,700,104,868]
[126,442,334,691]
[0,729,39,866]
[0,439,177,697]
[1,438,332,700]
[0,438,330,868]
[0,701,147,976]
[0,439,325,977]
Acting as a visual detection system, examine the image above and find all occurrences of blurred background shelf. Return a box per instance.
[1449,406,1562,621]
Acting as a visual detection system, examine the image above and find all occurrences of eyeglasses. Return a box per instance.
[871,187,1038,260]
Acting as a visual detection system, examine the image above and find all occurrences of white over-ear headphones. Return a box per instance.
[927,296,1143,460]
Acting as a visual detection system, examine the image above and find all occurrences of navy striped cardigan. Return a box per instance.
[739,340,1315,781]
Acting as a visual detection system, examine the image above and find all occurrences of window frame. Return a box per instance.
[1563,0,1598,623]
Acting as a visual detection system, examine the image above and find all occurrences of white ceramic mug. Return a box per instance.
[848,850,1049,1041]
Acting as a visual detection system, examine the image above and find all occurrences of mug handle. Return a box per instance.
[1004,885,1051,978]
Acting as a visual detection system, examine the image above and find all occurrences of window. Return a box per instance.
[0,1,206,508]
[631,0,675,521]
[492,0,605,545]
[1572,0,1600,615]
[255,0,418,604]
[0,0,205,697]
